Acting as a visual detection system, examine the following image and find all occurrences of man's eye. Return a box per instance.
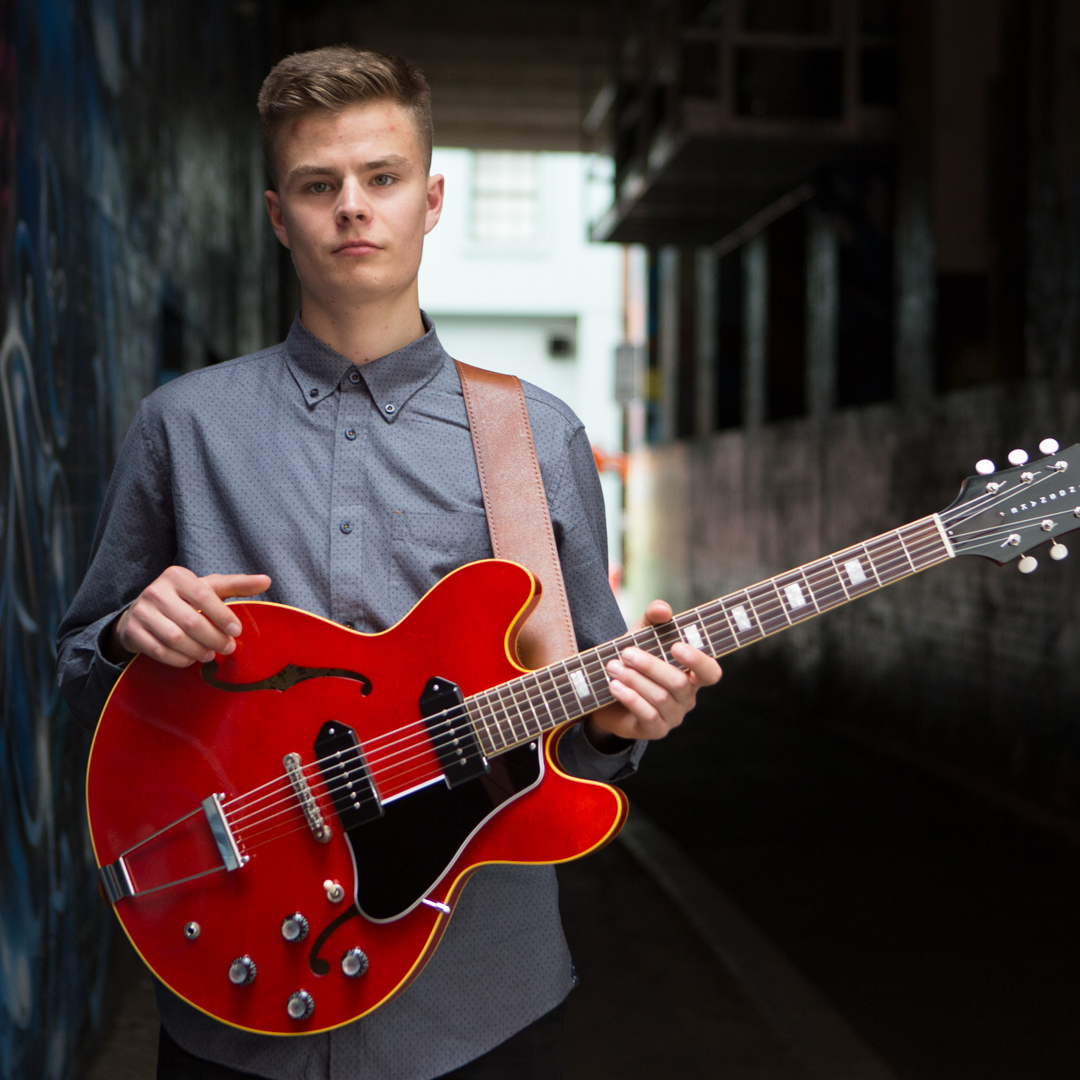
[372,174,394,187]
[309,182,331,194]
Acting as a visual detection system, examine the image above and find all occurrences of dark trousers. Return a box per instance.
[157,1000,566,1080]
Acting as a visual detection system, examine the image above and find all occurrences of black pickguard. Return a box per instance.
[342,742,542,921]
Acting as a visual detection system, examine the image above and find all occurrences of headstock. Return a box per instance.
[943,439,1080,571]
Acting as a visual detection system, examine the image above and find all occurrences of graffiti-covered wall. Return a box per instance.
[0,1,277,1076]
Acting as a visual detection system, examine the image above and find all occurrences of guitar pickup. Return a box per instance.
[314,722,384,830]
[419,677,489,787]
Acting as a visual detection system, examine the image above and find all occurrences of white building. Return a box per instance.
[418,149,625,579]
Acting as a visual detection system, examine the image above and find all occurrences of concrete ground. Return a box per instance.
[85,690,1080,1080]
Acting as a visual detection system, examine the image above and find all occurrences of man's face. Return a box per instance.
[265,100,443,309]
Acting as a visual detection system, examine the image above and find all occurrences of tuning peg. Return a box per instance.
[1008,448,1029,466]
[1039,438,1060,455]
[975,459,996,475]
[1018,555,1038,574]
[1050,543,1068,561]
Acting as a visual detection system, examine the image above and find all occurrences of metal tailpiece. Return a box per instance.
[99,856,135,904]
[201,793,246,871]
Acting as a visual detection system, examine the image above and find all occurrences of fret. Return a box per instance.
[826,553,853,601]
[703,604,738,655]
[494,678,527,747]
[746,583,782,636]
[860,541,885,587]
[796,566,823,614]
[537,666,575,729]
[474,690,507,751]
[486,682,516,747]
[895,528,917,574]
[873,533,913,586]
[509,673,545,741]
[903,519,948,570]
[817,556,850,609]
[547,663,582,726]
[769,577,795,626]
[674,611,710,654]
[723,594,758,639]
[467,699,499,757]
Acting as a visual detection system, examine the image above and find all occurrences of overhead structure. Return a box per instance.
[589,0,898,246]
[279,0,610,152]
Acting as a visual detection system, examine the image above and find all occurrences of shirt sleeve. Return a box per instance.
[544,423,646,783]
[55,403,177,730]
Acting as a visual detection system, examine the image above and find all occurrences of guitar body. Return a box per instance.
[86,560,627,1035]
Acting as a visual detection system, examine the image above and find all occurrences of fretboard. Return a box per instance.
[464,514,955,758]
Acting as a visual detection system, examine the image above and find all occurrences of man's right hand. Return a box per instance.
[106,567,272,668]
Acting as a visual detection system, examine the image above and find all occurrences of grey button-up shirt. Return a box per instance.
[57,315,643,1080]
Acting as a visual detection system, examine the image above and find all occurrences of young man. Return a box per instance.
[57,47,720,1080]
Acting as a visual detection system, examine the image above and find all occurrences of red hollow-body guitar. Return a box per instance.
[87,443,1080,1035]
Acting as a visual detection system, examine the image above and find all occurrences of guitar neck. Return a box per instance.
[465,514,956,758]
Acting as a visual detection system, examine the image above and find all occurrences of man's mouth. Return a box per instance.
[333,240,381,256]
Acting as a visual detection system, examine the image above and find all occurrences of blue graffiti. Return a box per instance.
[1,0,134,1076]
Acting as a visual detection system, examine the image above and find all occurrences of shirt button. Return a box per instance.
[339,521,353,535]
[345,429,357,440]
[384,403,395,414]
[309,388,319,398]
[341,620,355,630]
[349,370,361,384]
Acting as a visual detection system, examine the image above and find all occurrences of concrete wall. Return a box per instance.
[626,0,1080,817]
[628,384,1080,813]
[0,3,276,1077]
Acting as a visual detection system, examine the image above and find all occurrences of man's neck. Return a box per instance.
[298,286,426,366]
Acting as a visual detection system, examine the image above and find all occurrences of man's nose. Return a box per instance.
[337,178,369,223]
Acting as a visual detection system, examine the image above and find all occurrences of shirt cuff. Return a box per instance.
[554,722,646,783]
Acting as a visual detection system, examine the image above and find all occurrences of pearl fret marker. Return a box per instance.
[683,623,705,650]
[569,669,592,700]
[731,605,752,633]
[844,559,867,585]
[783,583,806,610]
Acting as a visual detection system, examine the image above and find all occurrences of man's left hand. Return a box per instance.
[584,599,722,748]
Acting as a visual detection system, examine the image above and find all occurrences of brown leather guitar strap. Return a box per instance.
[454,359,578,669]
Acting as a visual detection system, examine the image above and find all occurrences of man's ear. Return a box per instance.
[265,190,291,250]
[424,173,445,236]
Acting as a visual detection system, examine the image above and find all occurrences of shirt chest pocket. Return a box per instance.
[390,509,494,612]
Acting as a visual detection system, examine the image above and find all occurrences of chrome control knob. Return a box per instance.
[287,990,315,1021]
[281,914,309,942]
[228,956,257,986]
[341,948,370,979]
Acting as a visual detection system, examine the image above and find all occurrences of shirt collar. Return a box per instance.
[284,313,448,421]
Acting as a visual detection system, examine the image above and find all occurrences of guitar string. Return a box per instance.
[229,482,1066,829]
[232,530,955,850]
[233,525,947,817]
[226,527,950,831]
[228,519,950,821]
[941,467,1073,527]
[226,529,951,843]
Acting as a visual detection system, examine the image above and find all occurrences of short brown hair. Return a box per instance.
[258,46,433,189]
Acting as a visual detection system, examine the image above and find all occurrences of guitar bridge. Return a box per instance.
[284,753,332,842]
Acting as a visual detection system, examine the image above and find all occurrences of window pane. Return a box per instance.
[471,152,539,242]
